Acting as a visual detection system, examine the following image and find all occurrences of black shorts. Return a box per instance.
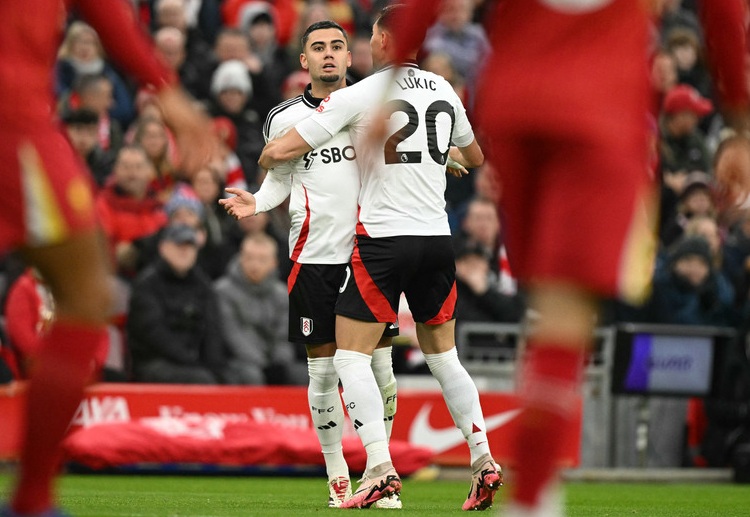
[335,235,456,324]
[288,261,398,345]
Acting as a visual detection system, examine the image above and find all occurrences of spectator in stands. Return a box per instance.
[214,232,305,385]
[213,27,279,120]
[61,108,115,188]
[346,33,374,84]
[220,0,297,48]
[212,116,248,192]
[240,2,291,111]
[70,74,125,154]
[647,236,736,327]
[422,52,467,105]
[132,182,234,282]
[191,165,242,278]
[684,215,725,269]
[456,198,521,297]
[230,208,290,281]
[132,116,180,201]
[153,0,216,97]
[652,49,679,101]
[659,84,714,174]
[660,0,703,50]
[472,161,501,202]
[455,198,501,273]
[95,144,168,279]
[154,26,212,101]
[306,0,369,39]
[723,211,750,307]
[208,60,266,188]
[56,21,135,127]
[454,240,525,328]
[128,223,228,384]
[288,0,332,62]
[150,0,223,46]
[421,0,489,105]
[214,27,261,72]
[665,26,713,100]
[661,171,717,247]
[281,70,311,100]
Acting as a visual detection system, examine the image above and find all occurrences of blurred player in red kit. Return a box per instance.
[393,0,750,515]
[0,1,216,515]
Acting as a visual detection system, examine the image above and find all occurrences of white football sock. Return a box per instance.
[308,356,348,480]
[424,347,491,464]
[371,346,398,442]
[333,349,391,469]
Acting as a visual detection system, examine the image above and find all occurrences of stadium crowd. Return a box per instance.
[0,0,749,473]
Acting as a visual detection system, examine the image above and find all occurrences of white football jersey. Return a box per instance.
[296,62,475,237]
[257,86,360,264]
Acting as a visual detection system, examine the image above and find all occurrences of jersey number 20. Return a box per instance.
[384,100,455,166]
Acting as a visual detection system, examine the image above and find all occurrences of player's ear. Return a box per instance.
[381,30,391,51]
[300,53,309,71]
[346,50,352,68]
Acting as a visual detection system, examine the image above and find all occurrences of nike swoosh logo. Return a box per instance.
[408,403,521,454]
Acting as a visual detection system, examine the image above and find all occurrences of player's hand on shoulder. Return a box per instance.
[220,188,257,219]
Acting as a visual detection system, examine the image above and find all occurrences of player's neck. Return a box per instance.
[311,79,346,99]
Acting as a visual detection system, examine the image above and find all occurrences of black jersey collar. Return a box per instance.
[302,84,321,108]
[302,80,354,108]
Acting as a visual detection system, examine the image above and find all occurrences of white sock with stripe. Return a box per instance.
[333,349,391,470]
[424,347,491,464]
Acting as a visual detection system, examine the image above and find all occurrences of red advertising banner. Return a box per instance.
[0,383,581,468]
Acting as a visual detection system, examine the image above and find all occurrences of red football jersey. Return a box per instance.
[0,0,176,251]
[395,0,748,114]
[0,0,176,128]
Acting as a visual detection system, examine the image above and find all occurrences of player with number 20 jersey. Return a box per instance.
[295,61,475,324]
[298,61,474,240]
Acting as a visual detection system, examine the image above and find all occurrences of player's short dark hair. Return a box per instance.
[375,4,405,33]
[301,20,348,49]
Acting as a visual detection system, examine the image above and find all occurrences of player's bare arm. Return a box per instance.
[219,188,257,219]
[451,138,484,169]
[259,128,314,170]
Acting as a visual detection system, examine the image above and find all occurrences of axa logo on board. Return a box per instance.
[71,396,131,427]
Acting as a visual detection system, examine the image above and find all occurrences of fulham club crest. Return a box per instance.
[301,317,314,337]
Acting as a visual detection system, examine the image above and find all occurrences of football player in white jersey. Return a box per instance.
[219,21,400,509]
[257,5,501,511]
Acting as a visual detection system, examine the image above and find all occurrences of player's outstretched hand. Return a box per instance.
[219,188,257,219]
[158,86,219,177]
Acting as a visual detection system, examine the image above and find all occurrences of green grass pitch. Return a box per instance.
[2,474,750,516]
